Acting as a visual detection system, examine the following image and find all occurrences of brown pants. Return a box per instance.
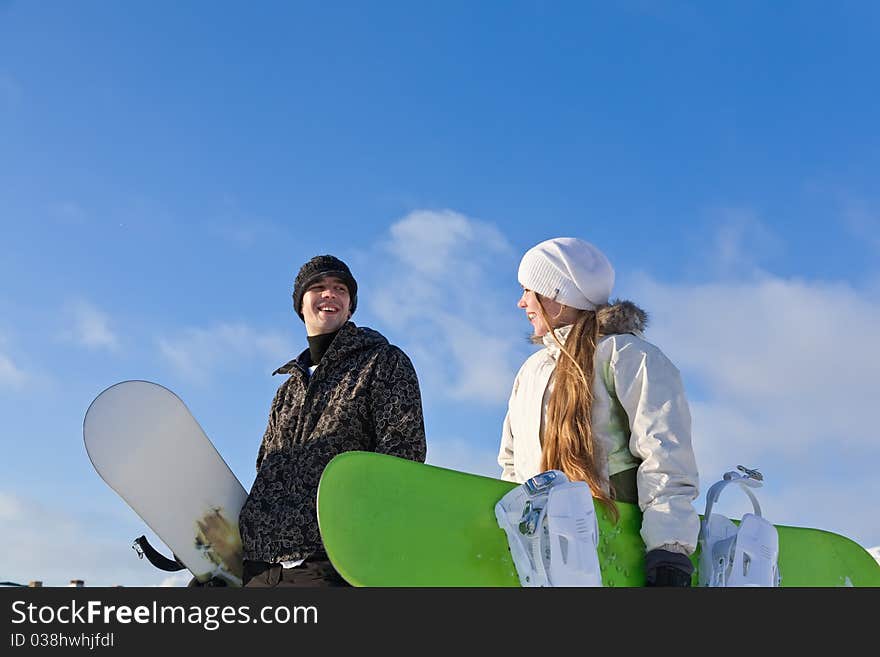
[242,559,350,588]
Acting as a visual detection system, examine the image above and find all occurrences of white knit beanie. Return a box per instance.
[517,237,615,310]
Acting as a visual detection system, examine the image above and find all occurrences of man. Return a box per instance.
[238,254,427,587]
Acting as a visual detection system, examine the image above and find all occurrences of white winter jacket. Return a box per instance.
[498,305,700,554]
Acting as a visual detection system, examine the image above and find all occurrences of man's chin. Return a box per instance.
[306,318,346,336]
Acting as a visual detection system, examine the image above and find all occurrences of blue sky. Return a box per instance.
[2,2,879,586]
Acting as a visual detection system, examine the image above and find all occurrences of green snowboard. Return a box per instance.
[316,451,880,587]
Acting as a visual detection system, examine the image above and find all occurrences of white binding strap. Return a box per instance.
[698,469,781,587]
[495,470,603,587]
[699,473,762,545]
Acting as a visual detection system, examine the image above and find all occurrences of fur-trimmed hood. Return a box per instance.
[597,299,648,337]
[536,299,649,350]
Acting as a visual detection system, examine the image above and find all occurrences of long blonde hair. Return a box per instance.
[535,296,618,521]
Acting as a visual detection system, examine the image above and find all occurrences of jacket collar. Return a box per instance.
[271,321,388,375]
[539,300,648,359]
[541,324,573,358]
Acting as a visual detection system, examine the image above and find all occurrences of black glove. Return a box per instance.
[644,548,694,587]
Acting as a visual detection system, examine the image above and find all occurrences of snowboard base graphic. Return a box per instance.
[317,451,880,587]
[84,380,247,585]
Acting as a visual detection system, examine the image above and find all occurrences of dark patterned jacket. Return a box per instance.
[239,321,427,564]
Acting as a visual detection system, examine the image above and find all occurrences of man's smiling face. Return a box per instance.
[302,275,351,336]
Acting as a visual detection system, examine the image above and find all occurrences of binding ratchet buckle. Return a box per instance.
[524,470,561,495]
[518,501,542,536]
[736,465,763,481]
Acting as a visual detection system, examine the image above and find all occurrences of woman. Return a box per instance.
[498,237,700,586]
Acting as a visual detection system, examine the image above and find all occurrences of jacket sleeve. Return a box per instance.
[609,336,700,554]
[498,409,517,482]
[498,370,522,481]
[255,383,286,471]
[369,347,427,463]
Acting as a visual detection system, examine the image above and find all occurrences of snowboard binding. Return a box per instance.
[698,466,781,587]
[495,470,603,587]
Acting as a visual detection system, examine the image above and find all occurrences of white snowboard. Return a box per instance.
[83,380,248,585]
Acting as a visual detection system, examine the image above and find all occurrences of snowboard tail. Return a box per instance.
[84,380,248,585]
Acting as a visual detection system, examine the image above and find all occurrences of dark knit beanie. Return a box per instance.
[292,255,358,321]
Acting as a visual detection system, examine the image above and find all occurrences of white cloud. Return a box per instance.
[0,491,24,519]
[368,209,529,405]
[426,438,502,478]
[63,299,120,351]
[633,274,880,455]
[158,323,295,382]
[691,208,782,279]
[0,332,30,388]
[761,474,879,551]
[385,209,510,278]
[0,351,28,388]
[716,212,769,269]
[159,571,193,587]
[433,314,524,403]
[0,491,173,587]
